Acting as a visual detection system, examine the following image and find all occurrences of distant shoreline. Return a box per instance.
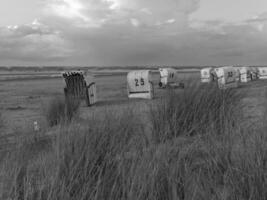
[0,70,200,82]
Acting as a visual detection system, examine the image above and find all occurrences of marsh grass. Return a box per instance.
[44,96,80,127]
[1,85,266,200]
[0,112,3,130]
[149,83,243,143]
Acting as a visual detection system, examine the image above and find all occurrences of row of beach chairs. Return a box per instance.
[62,67,267,106]
[61,68,185,106]
[200,66,267,89]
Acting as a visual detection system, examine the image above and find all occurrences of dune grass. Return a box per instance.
[0,84,266,200]
[149,83,243,143]
[0,112,4,129]
[44,96,80,127]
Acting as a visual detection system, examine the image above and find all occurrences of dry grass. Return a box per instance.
[149,83,243,143]
[0,84,266,200]
[0,112,3,129]
[44,96,80,127]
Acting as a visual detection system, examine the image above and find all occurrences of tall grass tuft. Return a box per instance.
[44,96,80,127]
[0,112,3,130]
[149,83,243,143]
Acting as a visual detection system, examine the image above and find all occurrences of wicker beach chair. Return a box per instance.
[62,71,96,106]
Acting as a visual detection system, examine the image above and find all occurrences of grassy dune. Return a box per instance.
[0,84,267,200]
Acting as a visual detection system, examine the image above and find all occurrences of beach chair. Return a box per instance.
[214,66,238,89]
[127,70,154,99]
[158,68,185,88]
[62,71,97,106]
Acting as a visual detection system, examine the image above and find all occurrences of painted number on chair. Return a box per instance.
[135,78,145,87]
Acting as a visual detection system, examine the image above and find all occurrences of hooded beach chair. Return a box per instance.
[62,71,97,106]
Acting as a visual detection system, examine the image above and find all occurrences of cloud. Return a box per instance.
[182,17,267,65]
[245,12,267,32]
[44,0,200,28]
[10,0,199,65]
[130,18,140,27]
[2,0,267,66]
[0,19,72,62]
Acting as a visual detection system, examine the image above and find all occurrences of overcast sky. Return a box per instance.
[1,0,267,66]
